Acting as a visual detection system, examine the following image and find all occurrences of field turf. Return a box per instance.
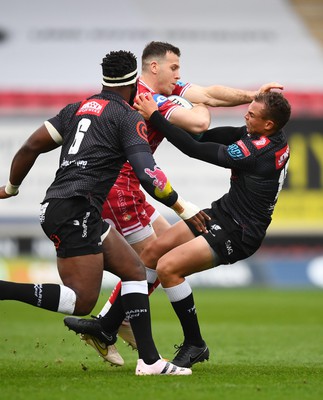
[0,288,322,400]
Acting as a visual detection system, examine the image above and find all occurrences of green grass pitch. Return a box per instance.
[0,288,322,400]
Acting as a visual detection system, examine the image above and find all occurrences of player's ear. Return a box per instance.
[150,60,158,74]
[265,119,275,131]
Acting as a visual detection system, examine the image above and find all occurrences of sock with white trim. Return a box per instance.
[164,280,204,346]
[0,281,76,314]
[100,280,159,364]
[121,280,159,364]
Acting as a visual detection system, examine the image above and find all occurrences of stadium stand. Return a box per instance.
[290,0,323,47]
[0,0,322,244]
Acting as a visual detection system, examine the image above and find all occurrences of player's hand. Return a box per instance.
[134,93,158,120]
[186,210,210,233]
[257,82,284,93]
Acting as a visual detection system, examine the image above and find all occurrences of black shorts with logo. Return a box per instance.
[187,202,260,265]
[39,197,110,258]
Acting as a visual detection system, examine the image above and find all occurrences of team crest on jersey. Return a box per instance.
[227,140,250,159]
[76,99,109,116]
[275,144,289,169]
[252,136,270,149]
[136,120,148,142]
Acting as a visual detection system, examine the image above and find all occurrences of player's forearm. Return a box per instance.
[150,110,201,155]
[150,111,224,165]
[127,150,178,207]
[170,104,210,134]
[205,85,255,107]
[8,146,39,186]
[127,149,205,224]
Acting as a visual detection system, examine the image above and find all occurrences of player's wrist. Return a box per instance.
[5,181,20,195]
[149,110,160,121]
[173,196,200,220]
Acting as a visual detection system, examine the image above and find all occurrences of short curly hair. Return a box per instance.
[101,50,137,87]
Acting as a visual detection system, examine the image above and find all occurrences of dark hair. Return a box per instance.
[254,91,291,131]
[142,41,181,67]
[101,50,137,86]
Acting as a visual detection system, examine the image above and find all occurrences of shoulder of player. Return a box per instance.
[242,131,286,152]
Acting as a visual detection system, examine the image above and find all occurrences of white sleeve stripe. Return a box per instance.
[44,121,63,144]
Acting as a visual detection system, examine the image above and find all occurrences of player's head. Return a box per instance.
[142,41,181,67]
[246,92,291,135]
[101,50,137,87]
[141,41,181,95]
[101,50,138,104]
[254,92,291,131]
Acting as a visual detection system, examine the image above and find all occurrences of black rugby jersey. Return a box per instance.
[149,112,290,246]
[43,91,177,212]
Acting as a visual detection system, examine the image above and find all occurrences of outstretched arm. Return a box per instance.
[0,124,60,198]
[185,81,284,107]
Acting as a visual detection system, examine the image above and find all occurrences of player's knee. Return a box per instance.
[141,240,159,269]
[156,256,176,283]
[120,256,146,281]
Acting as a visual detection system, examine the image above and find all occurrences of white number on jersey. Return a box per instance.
[68,118,91,154]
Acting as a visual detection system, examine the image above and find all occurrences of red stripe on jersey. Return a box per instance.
[275,144,290,169]
[236,140,251,156]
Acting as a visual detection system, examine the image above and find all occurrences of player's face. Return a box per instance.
[155,51,181,96]
[244,101,268,135]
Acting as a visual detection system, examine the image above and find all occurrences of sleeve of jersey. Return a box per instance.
[120,110,178,206]
[199,126,243,145]
[46,103,80,143]
[149,111,254,169]
[126,148,178,207]
[46,116,63,144]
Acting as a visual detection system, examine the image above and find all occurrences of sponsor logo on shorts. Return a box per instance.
[39,202,49,224]
[209,223,222,237]
[82,212,90,238]
[122,214,132,221]
[225,239,233,255]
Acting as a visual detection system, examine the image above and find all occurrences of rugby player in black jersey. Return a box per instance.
[0,50,211,375]
[133,90,291,368]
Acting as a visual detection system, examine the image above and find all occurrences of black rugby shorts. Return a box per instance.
[187,207,259,265]
[39,197,110,258]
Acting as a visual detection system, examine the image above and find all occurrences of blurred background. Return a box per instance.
[0,0,322,289]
